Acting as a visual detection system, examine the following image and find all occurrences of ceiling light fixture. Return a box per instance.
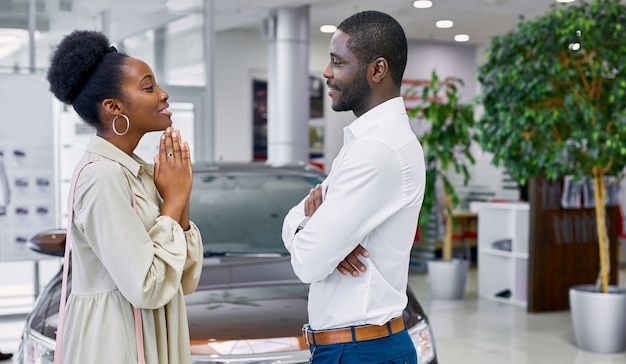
[454,34,470,42]
[436,20,454,29]
[556,0,576,3]
[320,25,337,33]
[413,0,433,8]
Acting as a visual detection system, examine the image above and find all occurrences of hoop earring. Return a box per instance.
[112,114,130,136]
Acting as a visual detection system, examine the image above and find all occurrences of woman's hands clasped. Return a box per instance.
[154,127,192,226]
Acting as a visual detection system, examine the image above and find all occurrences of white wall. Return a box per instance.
[0,74,57,261]
[214,29,266,162]
[405,41,478,104]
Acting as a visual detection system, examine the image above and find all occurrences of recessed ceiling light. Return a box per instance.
[436,20,454,29]
[320,25,337,33]
[556,0,576,3]
[454,34,470,42]
[413,0,433,8]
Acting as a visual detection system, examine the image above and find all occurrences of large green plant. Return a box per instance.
[477,0,626,293]
[406,70,476,261]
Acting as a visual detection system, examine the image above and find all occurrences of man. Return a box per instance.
[282,10,425,364]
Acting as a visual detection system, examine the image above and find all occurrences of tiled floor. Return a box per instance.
[408,266,626,364]
[1,268,625,364]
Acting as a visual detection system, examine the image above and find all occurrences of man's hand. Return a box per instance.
[336,244,369,276]
[304,184,325,216]
[303,185,369,276]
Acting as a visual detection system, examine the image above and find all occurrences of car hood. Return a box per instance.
[185,283,309,355]
[186,255,310,355]
[30,255,428,358]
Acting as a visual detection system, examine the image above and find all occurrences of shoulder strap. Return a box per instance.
[54,161,92,364]
[54,161,145,364]
[131,194,146,364]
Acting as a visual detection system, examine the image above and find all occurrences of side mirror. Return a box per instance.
[29,229,66,257]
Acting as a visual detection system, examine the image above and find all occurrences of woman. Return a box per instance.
[47,30,203,363]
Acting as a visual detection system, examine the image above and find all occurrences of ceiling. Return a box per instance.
[0,0,616,66]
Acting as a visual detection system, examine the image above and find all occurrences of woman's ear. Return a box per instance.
[101,99,121,118]
[370,57,389,84]
[102,99,121,115]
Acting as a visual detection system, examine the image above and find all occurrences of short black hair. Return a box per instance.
[47,30,128,127]
[337,11,407,87]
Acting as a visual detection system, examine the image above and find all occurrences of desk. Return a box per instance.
[429,211,477,260]
[452,211,477,239]
[450,211,477,260]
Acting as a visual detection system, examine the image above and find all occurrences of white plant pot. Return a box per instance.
[427,259,469,299]
[569,284,626,353]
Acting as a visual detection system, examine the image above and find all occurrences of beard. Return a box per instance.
[331,67,371,112]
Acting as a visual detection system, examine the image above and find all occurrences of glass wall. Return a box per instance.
[164,14,205,86]
[122,29,156,71]
[0,12,206,86]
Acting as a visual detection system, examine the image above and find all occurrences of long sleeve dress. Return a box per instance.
[60,136,203,364]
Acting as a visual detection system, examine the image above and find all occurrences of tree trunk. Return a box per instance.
[442,192,454,262]
[592,166,610,294]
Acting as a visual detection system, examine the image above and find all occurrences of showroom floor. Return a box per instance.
[409,267,626,364]
[1,268,625,364]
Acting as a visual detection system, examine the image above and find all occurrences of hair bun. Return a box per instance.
[47,30,112,104]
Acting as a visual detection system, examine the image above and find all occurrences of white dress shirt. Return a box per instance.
[282,97,425,330]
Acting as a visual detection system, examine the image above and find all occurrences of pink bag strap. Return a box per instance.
[54,160,145,364]
[131,195,146,364]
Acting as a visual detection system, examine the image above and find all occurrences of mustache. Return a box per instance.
[326,80,339,91]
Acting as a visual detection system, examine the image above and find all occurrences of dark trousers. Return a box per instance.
[309,329,417,364]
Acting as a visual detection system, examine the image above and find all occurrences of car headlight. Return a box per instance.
[407,320,436,364]
[21,329,55,364]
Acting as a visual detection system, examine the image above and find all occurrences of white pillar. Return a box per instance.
[153,27,166,83]
[266,6,310,166]
[100,8,111,37]
[199,0,216,163]
[28,0,36,73]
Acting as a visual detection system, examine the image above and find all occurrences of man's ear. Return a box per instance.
[370,57,389,84]
[101,99,122,118]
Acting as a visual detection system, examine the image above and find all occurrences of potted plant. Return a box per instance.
[476,0,626,352]
[406,69,476,299]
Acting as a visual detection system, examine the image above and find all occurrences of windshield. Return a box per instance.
[189,172,322,256]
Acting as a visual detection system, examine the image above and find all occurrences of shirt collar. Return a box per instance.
[344,97,407,143]
[86,136,148,178]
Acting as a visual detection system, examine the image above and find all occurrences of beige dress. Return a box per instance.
[61,136,203,364]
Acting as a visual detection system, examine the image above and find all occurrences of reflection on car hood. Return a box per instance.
[186,255,309,355]
[186,283,309,355]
